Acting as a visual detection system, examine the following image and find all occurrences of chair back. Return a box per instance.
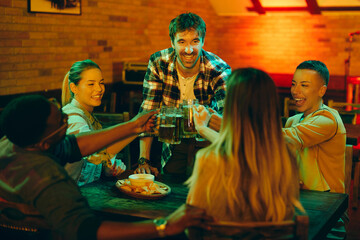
[0,197,55,239]
[328,100,360,124]
[345,144,353,195]
[93,112,130,128]
[328,99,360,111]
[189,215,309,240]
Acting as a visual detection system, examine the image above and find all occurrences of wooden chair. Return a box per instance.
[345,145,354,197]
[345,124,360,209]
[93,112,131,169]
[0,198,54,239]
[353,148,360,209]
[188,215,309,240]
[328,100,360,208]
[93,112,130,128]
[283,97,297,119]
[328,99,360,111]
[327,99,360,124]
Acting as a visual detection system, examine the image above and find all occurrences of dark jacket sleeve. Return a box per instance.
[48,135,82,166]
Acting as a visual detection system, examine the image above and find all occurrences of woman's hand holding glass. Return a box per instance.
[131,110,159,134]
[193,105,211,132]
[207,108,222,132]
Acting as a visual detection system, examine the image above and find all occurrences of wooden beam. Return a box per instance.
[250,0,266,15]
[306,0,321,14]
[247,7,308,12]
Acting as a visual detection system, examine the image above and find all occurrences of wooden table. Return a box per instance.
[81,178,348,240]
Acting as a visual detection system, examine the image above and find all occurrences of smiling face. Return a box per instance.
[70,68,104,113]
[171,28,204,73]
[291,69,327,117]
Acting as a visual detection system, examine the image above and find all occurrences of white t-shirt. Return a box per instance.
[178,71,197,101]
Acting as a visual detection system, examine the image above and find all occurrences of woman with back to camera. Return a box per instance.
[186,68,304,228]
[62,59,131,186]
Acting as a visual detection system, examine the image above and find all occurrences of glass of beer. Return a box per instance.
[174,107,182,143]
[181,99,198,138]
[158,106,181,144]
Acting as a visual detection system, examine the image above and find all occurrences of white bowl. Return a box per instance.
[128,174,155,187]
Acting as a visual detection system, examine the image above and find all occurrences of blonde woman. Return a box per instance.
[62,59,131,186]
[186,68,304,225]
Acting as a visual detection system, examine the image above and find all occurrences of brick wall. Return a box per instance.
[215,15,360,91]
[1,0,360,96]
[0,0,220,95]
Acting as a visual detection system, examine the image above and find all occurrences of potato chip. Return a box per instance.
[120,186,132,192]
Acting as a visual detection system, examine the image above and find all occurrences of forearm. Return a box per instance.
[282,128,303,149]
[97,221,159,240]
[197,126,219,143]
[207,113,222,132]
[282,111,337,148]
[76,121,139,157]
[106,135,137,155]
[139,137,153,159]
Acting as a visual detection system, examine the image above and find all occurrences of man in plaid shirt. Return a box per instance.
[135,12,231,179]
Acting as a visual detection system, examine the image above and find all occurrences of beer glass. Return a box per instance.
[173,107,182,143]
[181,99,198,138]
[158,106,181,144]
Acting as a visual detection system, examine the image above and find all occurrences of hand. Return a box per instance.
[207,108,222,132]
[134,163,159,177]
[165,204,214,236]
[131,110,159,134]
[104,159,126,177]
[193,105,211,131]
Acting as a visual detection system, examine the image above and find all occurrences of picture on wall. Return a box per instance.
[28,0,81,15]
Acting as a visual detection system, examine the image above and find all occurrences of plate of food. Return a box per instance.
[115,178,171,200]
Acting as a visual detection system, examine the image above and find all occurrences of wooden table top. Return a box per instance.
[81,177,348,240]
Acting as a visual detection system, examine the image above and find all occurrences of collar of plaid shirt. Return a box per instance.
[141,48,231,115]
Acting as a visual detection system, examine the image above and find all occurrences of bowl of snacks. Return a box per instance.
[128,174,155,187]
[115,177,171,200]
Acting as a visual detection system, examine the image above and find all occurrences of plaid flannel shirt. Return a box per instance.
[139,48,231,167]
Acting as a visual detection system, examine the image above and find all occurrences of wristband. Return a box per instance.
[153,218,167,238]
[138,157,150,165]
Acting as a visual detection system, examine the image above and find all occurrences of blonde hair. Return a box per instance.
[187,68,304,221]
[61,71,71,106]
[61,59,101,106]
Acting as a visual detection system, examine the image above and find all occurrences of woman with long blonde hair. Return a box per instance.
[186,68,304,223]
[62,59,132,186]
